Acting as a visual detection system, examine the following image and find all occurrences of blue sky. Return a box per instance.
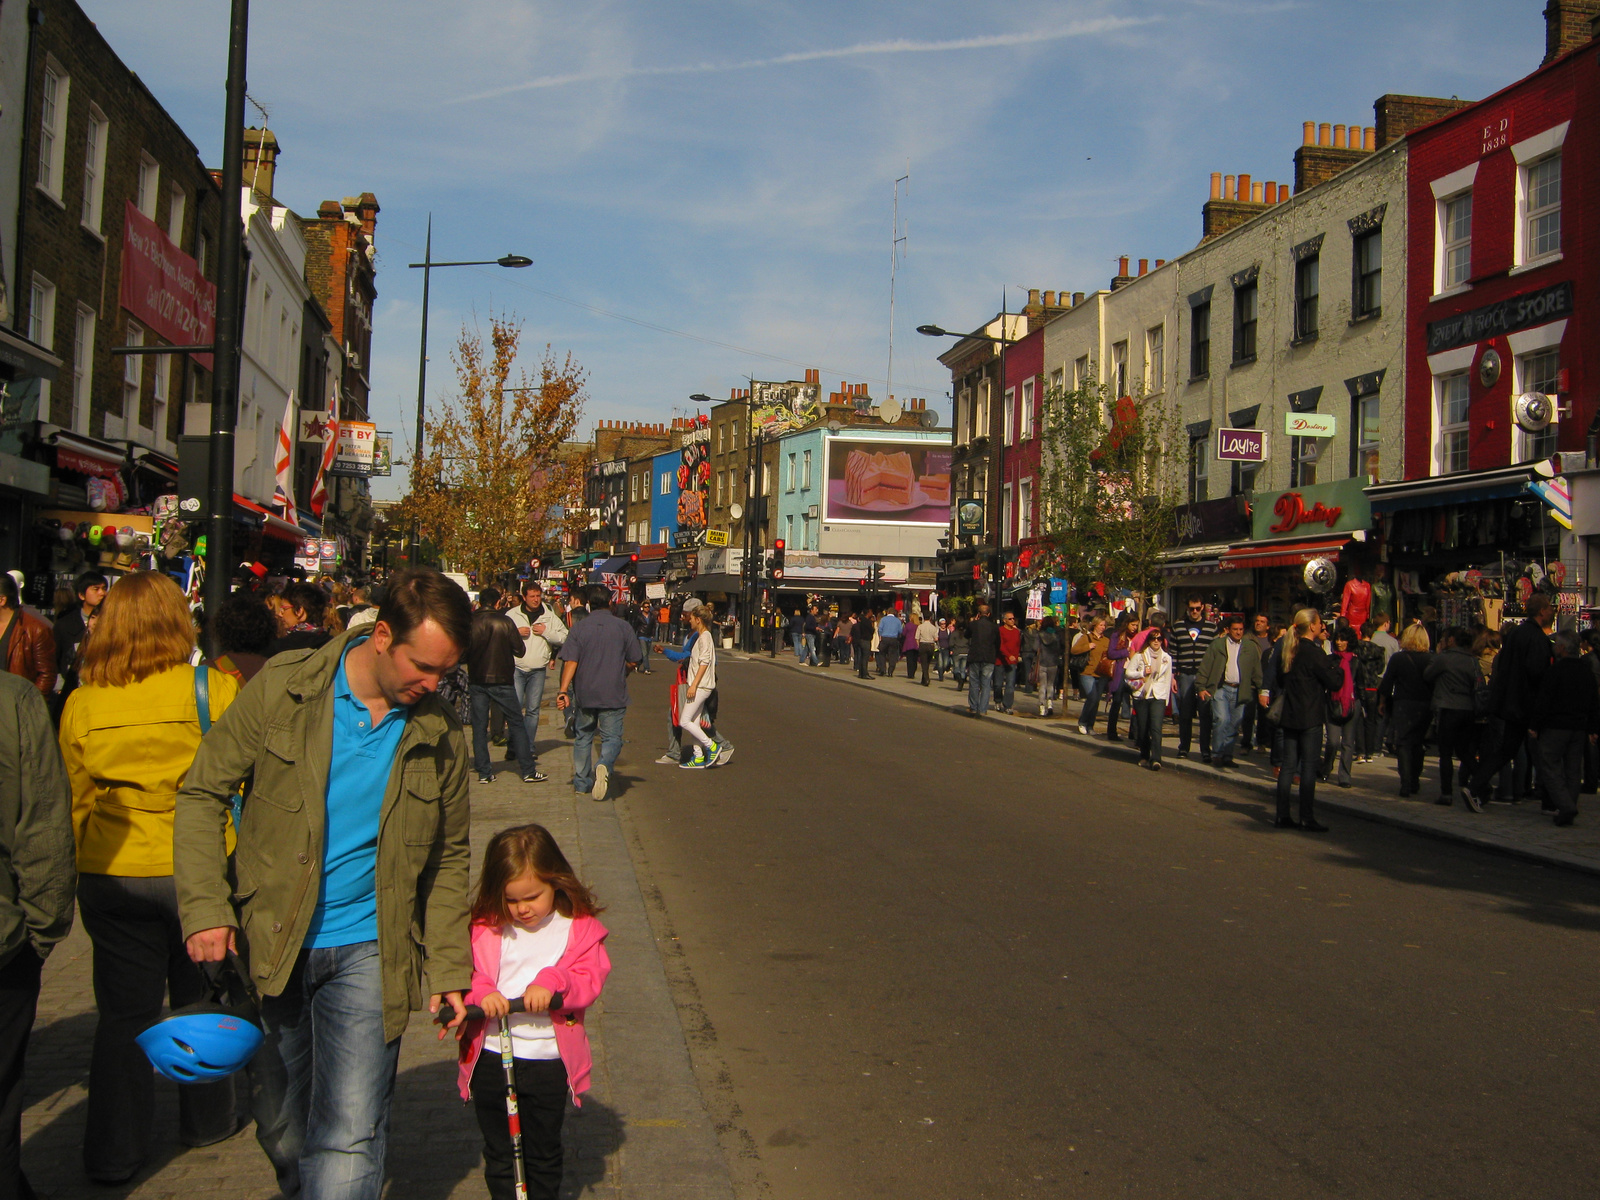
[82,0,1543,501]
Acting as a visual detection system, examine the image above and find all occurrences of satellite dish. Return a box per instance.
[826,420,842,432]
[729,503,743,520]
[921,409,940,429]
[1514,391,1553,433]
[1304,557,1337,594]
[880,398,903,424]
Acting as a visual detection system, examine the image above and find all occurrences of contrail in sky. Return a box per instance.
[450,18,1151,104]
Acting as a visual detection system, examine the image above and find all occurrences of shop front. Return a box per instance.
[1218,476,1374,627]
[1161,495,1254,619]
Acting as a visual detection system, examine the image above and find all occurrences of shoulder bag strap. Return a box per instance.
[194,664,212,735]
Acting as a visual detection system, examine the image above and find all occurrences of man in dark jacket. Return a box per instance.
[0,673,75,1199]
[1531,631,1599,826]
[966,603,1001,718]
[1470,594,1555,804]
[1425,628,1483,809]
[851,607,875,678]
[51,570,107,708]
[467,587,541,783]
[1171,598,1219,762]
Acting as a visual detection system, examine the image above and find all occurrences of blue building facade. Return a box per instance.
[773,426,827,551]
[650,449,680,546]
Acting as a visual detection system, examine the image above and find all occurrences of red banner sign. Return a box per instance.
[118,201,215,370]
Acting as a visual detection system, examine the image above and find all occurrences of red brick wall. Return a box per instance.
[1000,326,1044,543]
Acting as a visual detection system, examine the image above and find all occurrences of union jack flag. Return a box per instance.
[600,572,630,606]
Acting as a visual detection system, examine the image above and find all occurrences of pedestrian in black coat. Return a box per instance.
[1531,632,1600,826]
[1274,608,1344,831]
[1379,624,1436,797]
[1471,594,1554,802]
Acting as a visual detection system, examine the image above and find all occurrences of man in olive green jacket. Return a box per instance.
[0,671,75,1199]
[175,570,473,1200]
[1196,613,1265,769]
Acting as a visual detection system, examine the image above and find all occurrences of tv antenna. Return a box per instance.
[886,164,909,408]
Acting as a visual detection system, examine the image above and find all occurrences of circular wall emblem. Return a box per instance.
[1478,347,1501,388]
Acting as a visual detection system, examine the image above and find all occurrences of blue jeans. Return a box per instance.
[1211,684,1245,762]
[513,666,546,755]
[638,637,652,672]
[254,941,401,1200]
[995,662,1018,711]
[1077,675,1101,730]
[792,632,806,661]
[470,683,534,778]
[968,662,995,715]
[572,706,626,793]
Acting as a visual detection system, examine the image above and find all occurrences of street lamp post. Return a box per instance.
[406,216,532,563]
[918,303,1018,604]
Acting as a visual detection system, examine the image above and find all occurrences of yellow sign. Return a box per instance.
[704,529,730,547]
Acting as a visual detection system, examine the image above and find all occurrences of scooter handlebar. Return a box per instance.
[435,994,565,1024]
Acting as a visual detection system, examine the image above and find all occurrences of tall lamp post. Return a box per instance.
[918,307,1017,603]
[406,216,532,563]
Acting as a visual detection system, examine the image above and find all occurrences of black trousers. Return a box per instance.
[76,873,236,1180]
[853,643,871,677]
[1391,701,1432,795]
[1537,728,1585,817]
[1435,709,1478,795]
[471,1049,568,1200]
[1277,725,1324,823]
[1475,719,1529,799]
[0,946,41,1200]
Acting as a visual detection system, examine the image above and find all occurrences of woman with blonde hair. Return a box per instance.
[1273,608,1344,830]
[59,571,240,1182]
[1379,622,1435,797]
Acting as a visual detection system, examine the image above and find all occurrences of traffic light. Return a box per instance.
[771,538,785,581]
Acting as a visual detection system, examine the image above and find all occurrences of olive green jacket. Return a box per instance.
[0,673,76,968]
[174,629,472,1041]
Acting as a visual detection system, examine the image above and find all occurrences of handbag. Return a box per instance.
[1266,692,1285,725]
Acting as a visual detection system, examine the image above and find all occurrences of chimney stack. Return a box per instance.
[1137,259,1148,276]
[1544,0,1600,63]
[242,127,280,199]
[1043,290,1056,307]
[1072,292,1085,305]
[1118,257,1129,277]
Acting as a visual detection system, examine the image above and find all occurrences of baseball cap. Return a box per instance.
[681,598,703,615]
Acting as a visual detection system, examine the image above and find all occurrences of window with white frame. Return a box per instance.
[37,66,67,198]
[167,183,186,244]
[802,448,812,489]
[1020,378,1034,439]
[1073,355,1090,390]
[137,154,160,219]
[1355,394,1381,482]
[1003,387,1016,444]
[123,323,144,431]
[81,106,108,231]
[151,353,170,444]
[1516,347,1561,462]
[715,471,724,506]
[1440,191,1473,289]
[976,379,991,438]
[1111,341,1129,395]
[71,307,93,436]
[1001,483,1013,546]
[1050,367,1064,395]
[784,514,795,545]
[28,277,56,414]
[802,512,812,549]
[630,473,639,501]
[1437,373,1470,474]
[1145,325,1164,392]
[1188,436,1209,502]
[958,387,972,441]
[657,527,668,544]
[786,453,796,491]
[197,230,210,276]
[1523,155,1561,261]
[1018,478,1033,540]
[659,471,670,495]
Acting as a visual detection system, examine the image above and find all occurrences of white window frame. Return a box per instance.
[786,452,796,492]
[1435,372,1471,475]
[958,387,973,442]
[167,182,186,244]
[1001,483,1013,546]
[1428,162,1478,298]
[1111,340,1129,395]
[1050,367,1064,394]
[784,513,795,545]
[81,105,108,233]
[29,276,56,417]
[119,322,145,440]
[1439,190,1474,291]
[1003,386,1015,444]
[715,471,724,507]
[37,64,67,200]
[70,306,94,436]
[1516,152,1562,268]
[1073,355,1089,390]
[802,448,812,490]
[1508,320,1566,463]
[150,351,171,448]
[1512,122,1568,269]
[659,471,670,496]
[1018,477,1033,541]
[136,153,160,219]
[1145,325,1165,393]
[1020,378,1035,440]
[1356,395,1381,482]
[976,379,991,439]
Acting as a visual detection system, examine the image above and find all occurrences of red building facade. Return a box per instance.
[999,324,1044,548]
[1403,38,1594,479]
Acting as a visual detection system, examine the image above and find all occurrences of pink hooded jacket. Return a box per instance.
[456,913,611,1104]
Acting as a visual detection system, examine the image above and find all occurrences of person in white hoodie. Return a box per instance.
[1124,627,1174,771]
[506,580,568,769]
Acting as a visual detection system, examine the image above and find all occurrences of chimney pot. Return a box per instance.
[1043,290,1056,307]
[1319,122,1332,147]
[1364,126,1376,151]
[1266,182,1278,204]
[1028,288,1040,307]
[1302,121,1315,146]
[1224,174,1236,200]
[1237,173,1251,200]
[1210,171,1223,200]
[1138,259,1148,276]
[1155,259,1166,268]
[1252,181,1264,203]
[1072,292,1084,305]
[1333,124,1347,149]
[1118,256,1129,277]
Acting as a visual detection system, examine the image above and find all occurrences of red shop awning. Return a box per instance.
[54,433,125,478]
[1218,534,1352,571]
[234,493,302,543]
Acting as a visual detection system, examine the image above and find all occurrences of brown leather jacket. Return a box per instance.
[465,609,520,687]
[2,609,56,694]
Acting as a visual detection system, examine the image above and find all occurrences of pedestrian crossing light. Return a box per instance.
[772,538,785,581]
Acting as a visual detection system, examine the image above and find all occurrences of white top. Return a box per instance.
[495,911,573,1059]
[688,629,717,692]
[1224,638,1242,686]
[508,603,568,671]
[1125,647,1174,702]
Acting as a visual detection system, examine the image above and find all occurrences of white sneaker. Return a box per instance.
[591,764,609,802]
[714,742,734,765]
[655,753,678,765]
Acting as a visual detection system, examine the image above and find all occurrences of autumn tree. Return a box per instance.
[1038,374,1185,608]
[397,316,587,579]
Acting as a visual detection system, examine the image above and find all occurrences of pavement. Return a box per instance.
[619,652,1600,1200]
[19,721,736,1200]
[745,648,1600,878]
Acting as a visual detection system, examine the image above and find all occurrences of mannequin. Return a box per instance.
[1369,563,1396,627]
[1340,571,1373,631]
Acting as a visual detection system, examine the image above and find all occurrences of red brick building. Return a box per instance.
[999,322,1044,549]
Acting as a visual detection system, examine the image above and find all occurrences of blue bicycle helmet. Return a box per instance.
[136,954,263,1083]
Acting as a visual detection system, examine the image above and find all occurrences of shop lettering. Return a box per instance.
[1481,115,1512,156]
[1426,281,1573,353]
[1269,491,1343,534]
[1216,427,1264,461]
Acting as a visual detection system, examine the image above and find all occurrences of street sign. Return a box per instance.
[1216,427,1265,461]
[705,528,729,547]
[1284,412,1336,438]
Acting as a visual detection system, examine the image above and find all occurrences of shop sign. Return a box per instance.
[118,202,215,371]
[319,539,338,563]
[1426,281,1573,354]
[1216,427,1265,461]
[1252,476,1372,541]
[956,497,984,538]
[371,433,393,477]
[1284,412,1337,438]
[704,528,730,547]
[1174,496,1251,546]
[329,422,377,477]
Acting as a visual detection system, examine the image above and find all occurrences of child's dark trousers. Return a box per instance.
[471,1050,568,1200]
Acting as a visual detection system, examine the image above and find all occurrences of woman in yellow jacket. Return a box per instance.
[59,571,240,1183]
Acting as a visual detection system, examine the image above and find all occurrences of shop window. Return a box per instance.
[1232,283,1257,363]
[1352,229,1382,318]
[1145,325,1164,393]
[1440,191,1473,289]
[1436,374,1470,474]
[1189,302,1210,379]
[1522,154,1561,261]
[1294,254,1319,341]
[1515,348,1560,462]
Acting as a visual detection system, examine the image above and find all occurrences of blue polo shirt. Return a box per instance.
[304,638,409,948]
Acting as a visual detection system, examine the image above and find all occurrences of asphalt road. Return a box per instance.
[614,655,1600,1200]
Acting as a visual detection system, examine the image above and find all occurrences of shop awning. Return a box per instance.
[1366,462,1555,513]
[634,559,665,581]
[1161,540,1235,576]
[52,432,125,478]
[590,554,632,578]
[233,494,302,543]
[0,326,61,381]
[688,572,743,595]
[1219,534,1352,571]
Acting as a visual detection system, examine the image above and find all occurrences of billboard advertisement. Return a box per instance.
[118,202,216,371]
[751,379,821,436]
[822,438,952,526]
[329,421,377,477]
[676,431,709,530]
